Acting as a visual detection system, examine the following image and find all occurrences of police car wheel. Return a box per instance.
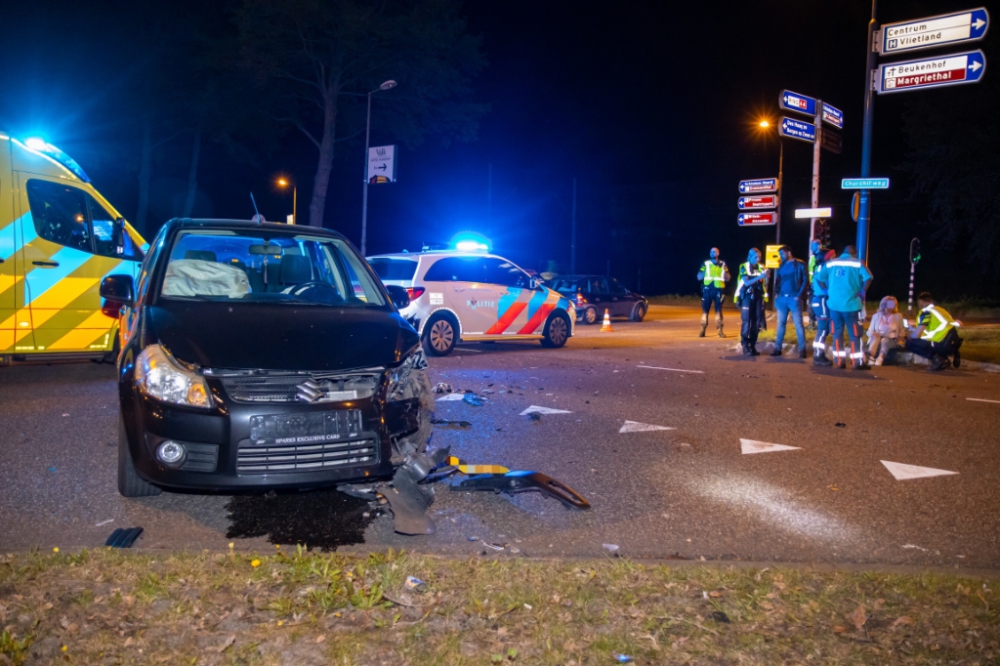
[630,303,647,322]
[118,413,161,497]
[541,312,571,348]
[582,307,598,325]
[423,315,457,356]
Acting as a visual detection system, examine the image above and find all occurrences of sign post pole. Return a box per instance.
[776,140,784,244]
[857,0,878,265]
[810,100,823,243]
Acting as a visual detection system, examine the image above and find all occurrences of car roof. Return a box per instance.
[164,218,349,241]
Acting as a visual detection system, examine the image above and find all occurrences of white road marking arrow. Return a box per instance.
[740,438,801,455]
[436,393,466,402]
[619,420,675,434]
[520,405,573,416]
[881,460,958,481]
[969,60,983,72]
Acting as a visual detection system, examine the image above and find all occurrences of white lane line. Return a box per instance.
[967,397,1000,404]
[636,365,704,374]
[881,460,958,481]
[619,420,675,433]
[740,438,801,454]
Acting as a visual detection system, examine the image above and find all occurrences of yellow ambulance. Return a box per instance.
[0,133,146,362]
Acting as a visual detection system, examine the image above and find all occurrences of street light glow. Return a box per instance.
[759,120,770,128]
[379,80,398,91]
[276,178,288,187]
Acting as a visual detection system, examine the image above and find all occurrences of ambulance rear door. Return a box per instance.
[0,156,25,355]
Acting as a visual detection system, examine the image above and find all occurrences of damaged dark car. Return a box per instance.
[101,219,434,512]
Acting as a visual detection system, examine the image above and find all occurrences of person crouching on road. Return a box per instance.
[816,245,872,370]
[771,246,808,359]
[734,248,768,356]
[866,295,903,366]
[906,292,963,371]
[697,247,730,338]
[809,241,836,366]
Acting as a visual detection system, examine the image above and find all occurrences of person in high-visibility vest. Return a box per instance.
[808,241,836,366]
[734,248,768,355]
[696,247,730,338]
[815,245,872,370]
[906,292,962,371]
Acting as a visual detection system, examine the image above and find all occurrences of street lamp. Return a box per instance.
[276,177,296,225]
[756,119,784,245]
[361,79,397,255]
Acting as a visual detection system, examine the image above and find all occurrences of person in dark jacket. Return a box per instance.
[734,248,768,355]
[771,246,808,358]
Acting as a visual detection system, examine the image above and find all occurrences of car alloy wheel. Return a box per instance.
[583,307,597,325]
[542,314,570,348]
[427,318,455,355]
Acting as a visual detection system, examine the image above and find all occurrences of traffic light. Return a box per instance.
[815,220,832,248]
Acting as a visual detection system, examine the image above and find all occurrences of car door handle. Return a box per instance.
[32,260,60,268]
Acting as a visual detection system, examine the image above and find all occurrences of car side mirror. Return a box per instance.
[112,217,126,256]
[100,274,135,306]
[385,285,410,310]
[529,276,543,290]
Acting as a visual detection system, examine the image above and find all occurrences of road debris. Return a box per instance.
[95,519,114,527]
[105,527,143,549]
[430,418,472,428]
[463,393,485,406]
[602,543,620,555]
[434,383,453,394]
[613,653,634,663]
[404,576,426,591]
[710,610,731,623]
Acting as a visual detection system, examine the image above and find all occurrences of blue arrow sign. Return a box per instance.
[779,117,816,143]
[842,178,890,189]
[779,90,816,116]
[821,103,844,129]
[880,8,990,55]
[877,50,986,94]
[738,178,778,194]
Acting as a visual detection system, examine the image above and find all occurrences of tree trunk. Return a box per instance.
[182,127,202,218]
[308,92,338,228]
[137,121,152,235]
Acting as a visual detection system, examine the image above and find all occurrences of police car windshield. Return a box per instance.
[159,230,386,307]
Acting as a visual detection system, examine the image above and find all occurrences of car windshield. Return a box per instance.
[159,229,386,307]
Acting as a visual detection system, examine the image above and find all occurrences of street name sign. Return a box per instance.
[780,116,816,143]
[821,130,843,154]
[738,178,778,194]
[877,50,986,94]
[779,90,816,116]
[842,178,890,189]
[821,102,844,129]
[367,144,397,183]
[879,8,989,55]
[738,212,777,226]
[794,207,832,219]
[738,195,778,210]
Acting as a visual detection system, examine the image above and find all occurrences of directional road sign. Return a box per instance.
[794,207,832,219]
[779,90,816,116]
[821,130,843,154]
[738,195,778,210]
[877,50,986,94]
[738,212,777,227]
[738,178,778,194]
[780,117,816,143]
[880,8,990,55]
[821,102,844,129]
[367,144,397,183]
[842,178,890,189]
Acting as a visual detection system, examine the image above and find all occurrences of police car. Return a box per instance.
[367,249,575,356]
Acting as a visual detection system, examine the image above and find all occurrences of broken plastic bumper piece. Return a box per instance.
[450,470,591,510]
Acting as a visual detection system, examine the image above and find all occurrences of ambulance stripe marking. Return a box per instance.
[0,215,24,261]
[24,247,93,304]
[47,327,112,351]
[518,302,555,334]
[486,301,526,334]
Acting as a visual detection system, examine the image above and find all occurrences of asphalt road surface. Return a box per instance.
[2,305,998,569]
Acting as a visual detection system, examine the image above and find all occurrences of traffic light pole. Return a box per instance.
[810,101,822,242]
[857,0,878,264]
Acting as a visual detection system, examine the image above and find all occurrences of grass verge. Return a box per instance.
[1,548,997,665]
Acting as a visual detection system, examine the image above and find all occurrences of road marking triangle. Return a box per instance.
[881,460,958,481]
[520,405,573,416]
[619,420,675,434]
[740,438,801,455]
[435,393,466,402]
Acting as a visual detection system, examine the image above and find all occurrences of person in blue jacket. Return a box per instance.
[770,246,808,359]
[816,246,873,370]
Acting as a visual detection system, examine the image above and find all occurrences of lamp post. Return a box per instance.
[757,120,784,245]
[276,177,296,224]
[361,79,397,256]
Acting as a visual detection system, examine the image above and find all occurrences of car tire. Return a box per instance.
[582,306,598,325]
[630,303,647,322]
[422,314,458,356]
[541,312,571,348]
[118,412,161,497]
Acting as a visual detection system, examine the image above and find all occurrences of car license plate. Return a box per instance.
[249,410,364,445]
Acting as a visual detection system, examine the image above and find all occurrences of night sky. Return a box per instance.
[1,1,996,298]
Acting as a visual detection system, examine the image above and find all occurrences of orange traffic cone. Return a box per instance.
[600,308,614,332]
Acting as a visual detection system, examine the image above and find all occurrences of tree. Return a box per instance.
[236,0,487,227]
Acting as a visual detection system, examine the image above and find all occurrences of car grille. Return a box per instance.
[236,438,379,473]
[217,371,382,404]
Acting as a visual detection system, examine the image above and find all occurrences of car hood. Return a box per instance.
[148,302,420,371]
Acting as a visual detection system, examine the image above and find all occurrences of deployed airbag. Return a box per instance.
[162,259,251,298]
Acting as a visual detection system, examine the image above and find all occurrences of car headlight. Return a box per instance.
[135,344,213,409]
[386,347,428,402]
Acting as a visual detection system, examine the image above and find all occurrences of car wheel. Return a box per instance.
[422,314,457,356]
[541,312,571,348]
[582,306,598,325]
[118,412,161,497]
[630,303,647,322]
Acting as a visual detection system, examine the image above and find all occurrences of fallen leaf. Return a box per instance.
[873,598,885,611]
[892,616,915,628]
[315,635,326,643]
[850,604,867,630]
[833,625,847,634]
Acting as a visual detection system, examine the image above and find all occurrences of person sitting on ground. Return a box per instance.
[866,295,903,366]
[906,292,962,371]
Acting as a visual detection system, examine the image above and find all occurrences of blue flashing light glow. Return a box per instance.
[17,137,91,183]
[451,232,491,253]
